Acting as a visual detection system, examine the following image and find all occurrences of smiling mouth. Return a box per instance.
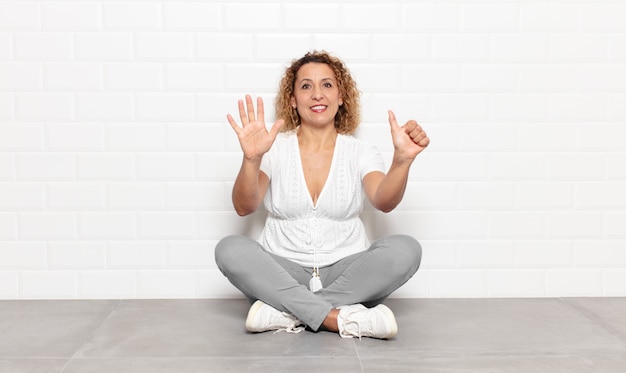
[310,105,327,113]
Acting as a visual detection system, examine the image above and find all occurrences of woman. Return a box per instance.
[215,51,429,339]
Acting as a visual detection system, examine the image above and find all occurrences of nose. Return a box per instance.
[312,86,323,100]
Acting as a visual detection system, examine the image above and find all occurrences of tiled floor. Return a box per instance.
[1,297,625,372]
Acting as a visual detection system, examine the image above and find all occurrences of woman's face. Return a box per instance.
[291,62,343,129]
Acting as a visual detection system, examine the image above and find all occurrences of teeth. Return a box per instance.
[311,106,326,111]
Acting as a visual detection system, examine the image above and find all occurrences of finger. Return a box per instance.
[388,110,400,130]
[269,119,284,139]
[227,114,241,135]
[257,97,265,124]
[417,136,430,147]
[404,120,418,134]
[409,124,424,139]
[245,95,256,122]
[237,99,248,125]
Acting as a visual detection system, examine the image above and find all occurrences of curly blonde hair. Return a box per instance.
[275,51,361,134]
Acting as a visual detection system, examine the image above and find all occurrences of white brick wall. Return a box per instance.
[1,0,625,299]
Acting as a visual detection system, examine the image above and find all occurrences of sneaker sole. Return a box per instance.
[374,304,398,339]
[245,300,266,332]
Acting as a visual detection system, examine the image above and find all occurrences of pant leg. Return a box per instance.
[214,235,333,330]
[316,234,422,308]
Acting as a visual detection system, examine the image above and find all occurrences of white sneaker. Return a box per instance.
[337,304,398,339]
[245,300,305,334]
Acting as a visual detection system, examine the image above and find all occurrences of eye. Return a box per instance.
[323,82,333,88]
[301,83,311,89]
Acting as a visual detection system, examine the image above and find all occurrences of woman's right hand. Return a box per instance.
[227,95,284,161]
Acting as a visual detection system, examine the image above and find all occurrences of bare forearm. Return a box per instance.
[372,159,413,213]
[232,158,263,216]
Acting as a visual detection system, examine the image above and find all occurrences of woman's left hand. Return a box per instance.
[387,110,430,162]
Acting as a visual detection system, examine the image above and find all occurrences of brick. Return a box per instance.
[165,124,225,151]
[431,94,489,122]
[78,271,137,299]
[517,183,573,210]
[106,124,165,150]
[45,63,103,91]
[400,64,461,93]
[0,182,45,210]
[607,154,626,180]
[581,4,626,32]
[608,94,626,120]
[575,182,626,209]
[546,153,604,181]
[428,269,487,298]
[284,4,339,30]
[16,93,73,121]
[604,270,626,296]
[518,124,576,151]
[515,240,572,268]
[196,33,254,61]
[545,269,603,296]
[17,153,75,180]
[373,34,431,61]
[521,4,579,32]
[46,124,104,151]
[48,241,106,269]
[456,124,517,152]
[104,63,162,90]
[0,62,43,91]
[135,33,193,60]
[0,242,46,268]
[487,270,545,297]
[606,213,626,238]
[14,32,73,59]
[490,153,546,181]
[462,64,518,93]
[492,34,549,62]
[138,212,196,239]
[0,93,13,121]
[108,241,166,268]
[0,33,11,59]
[343,4,399,31]
[312,34,371,61]
[0,271,18,299]
[0,154,14,180]
[197,211,266,239]
[0,2,40,30]
[401,3,460,31]
[138,270,196,298]
[164,63,223,90]
[610,34,626,61]
[76,93,133,121]
[0,125,44,151]
[224,63,283,92]
[550,34,609,62]
[135,94,194,121]
[255,34,314,61]
[546,212,604,238]
[426,152,489,181]
[578,64,626,93]
[431,34,490,62]
[577,124,626,151]
[163,2,220,30]
[349,63,401,93]
[519,64,577,93]
[20,212,76,240]
[222,3,281,30]
[166,182,224,210]
[20,271,78,299]
[42,2,101,31]
[196,152,241,182]
[103,2,161,30]
[74,33,132,60]
[47,182,106,210]
[488,212,545,239]
[78,212,136,239]
[77,153,135,180]
[462,4,519,32]
[108,182,165,210]
[574,240,626,267]
[136,153,194,181]
[396,182,456,211]
[489,94,548,122]
[457,183,515,209]
[458,241,515,267]
[167,240,217,268]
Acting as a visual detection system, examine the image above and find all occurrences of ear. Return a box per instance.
[290,96,296,108]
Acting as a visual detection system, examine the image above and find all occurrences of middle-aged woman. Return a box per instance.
[215,50,430,339]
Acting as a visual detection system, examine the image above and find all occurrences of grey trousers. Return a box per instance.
[214,234,422,331]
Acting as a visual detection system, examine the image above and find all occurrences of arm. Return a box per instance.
[227,95,283,216]
[364,110,430,213]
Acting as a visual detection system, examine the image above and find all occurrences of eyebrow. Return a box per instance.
[298,77,335,83]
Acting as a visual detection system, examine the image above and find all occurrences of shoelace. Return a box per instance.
[339,309,367,339]
[272,313,305,334]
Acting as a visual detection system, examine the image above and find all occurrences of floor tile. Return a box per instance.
[355,298,626,357]
[63,357,363,373]
[76,299,358,358]
[563,297,626,341]
[0,300,118,358]
[0,359,67,373]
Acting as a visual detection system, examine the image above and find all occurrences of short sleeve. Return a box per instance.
[360,142,386,180]
[259,151,272,179]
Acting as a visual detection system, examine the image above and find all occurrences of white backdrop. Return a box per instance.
[1,0,625,299]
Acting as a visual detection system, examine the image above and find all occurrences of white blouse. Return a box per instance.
[258,131,386,267]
